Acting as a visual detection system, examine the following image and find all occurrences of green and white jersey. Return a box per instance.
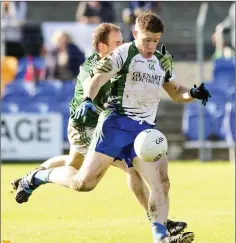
[105,41,174,125]
[70,53,111,128]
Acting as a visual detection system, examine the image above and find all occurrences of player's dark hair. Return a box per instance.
[92,23,120,52]
[136,11,165,33]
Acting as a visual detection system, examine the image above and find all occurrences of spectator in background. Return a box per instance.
[1,1,27,25]
[122,2,160,41]
[1,1,27,58]
[24,53,46,83]
[76,1,114,24]
[211,2,235,59]
[47,31,85,82]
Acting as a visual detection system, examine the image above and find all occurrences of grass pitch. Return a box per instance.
[1,161,235,243]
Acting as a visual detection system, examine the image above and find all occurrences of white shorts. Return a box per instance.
[67,118,95,156]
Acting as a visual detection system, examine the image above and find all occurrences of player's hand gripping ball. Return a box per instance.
[134,129,168,162]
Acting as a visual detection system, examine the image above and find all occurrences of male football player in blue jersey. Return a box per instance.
[15,12,211,243]
[13,22,188,238]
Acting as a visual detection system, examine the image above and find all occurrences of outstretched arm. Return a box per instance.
[160,45,211,105]
[163,81,212,106]
[163,81,194,103]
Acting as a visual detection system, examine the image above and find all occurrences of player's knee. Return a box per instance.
[72,178,95,192]
[66,154,83,170]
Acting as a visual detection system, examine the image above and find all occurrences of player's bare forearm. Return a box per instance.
[163,81,194,103]
[83,73,103,100]
[83,56,117,100]
[83,72,112,100]
[173,85,194,103]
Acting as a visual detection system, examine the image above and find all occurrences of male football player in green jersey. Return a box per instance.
[13,23,187,236]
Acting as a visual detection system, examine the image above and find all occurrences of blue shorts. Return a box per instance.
[89,111,153,167]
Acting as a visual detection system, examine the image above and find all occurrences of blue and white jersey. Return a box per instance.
[105,41,175,125]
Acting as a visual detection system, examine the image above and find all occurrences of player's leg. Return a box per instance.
[133,155,194,243]
[112,160,149,211]
[71,151,114,191]
[40,156,67,169]
[32,150,113,190]
[133,155,169,224]
[11,149,83,190]
[11,154,67,190]
[34,118,92,170]
[113,159,187,237]
[11,119,87,190]
[40,147,84,170]
[15,150,114,203]
[34,146,84,186]
[15,112,118,202]
[66,119,95,169]
[126,167,149,211]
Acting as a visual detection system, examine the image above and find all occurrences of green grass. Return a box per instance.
[1,161,235,243]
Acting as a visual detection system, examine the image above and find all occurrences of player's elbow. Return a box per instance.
[170,89,191,103]
[168,93,184,103]
[164,83,185,103]
[171,96,185,103]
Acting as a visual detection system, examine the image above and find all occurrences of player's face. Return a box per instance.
[133,30,162,58]
[104,30,123,55]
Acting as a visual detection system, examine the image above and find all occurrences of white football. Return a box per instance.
[134,129,168,162]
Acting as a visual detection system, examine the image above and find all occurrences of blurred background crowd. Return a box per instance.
[1,1,235,162]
